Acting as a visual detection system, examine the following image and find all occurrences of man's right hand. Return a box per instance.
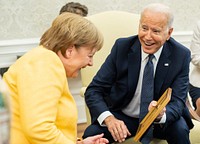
[104,115,131,143]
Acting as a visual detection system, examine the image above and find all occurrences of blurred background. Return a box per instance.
[0,0,200,40]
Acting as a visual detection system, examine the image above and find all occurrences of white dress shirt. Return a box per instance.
[97,47,166,126]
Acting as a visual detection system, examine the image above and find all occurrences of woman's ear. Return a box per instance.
[65,45,74,58]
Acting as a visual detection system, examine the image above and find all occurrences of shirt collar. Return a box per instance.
[141,46,163,62]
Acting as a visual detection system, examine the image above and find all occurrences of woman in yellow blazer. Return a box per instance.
[3,13,108,144]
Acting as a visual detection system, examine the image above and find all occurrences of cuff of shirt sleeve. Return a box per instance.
[97,111,113,126]
[154,112,166,124]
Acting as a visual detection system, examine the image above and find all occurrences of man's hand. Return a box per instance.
[104,115,131,142]
[148,101,166,122]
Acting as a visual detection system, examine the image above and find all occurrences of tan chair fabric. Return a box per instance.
[80,11,140,88]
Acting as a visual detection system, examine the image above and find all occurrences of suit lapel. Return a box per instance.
[126,38,172,101]
[154,43,171,99]
[128,40,141,94]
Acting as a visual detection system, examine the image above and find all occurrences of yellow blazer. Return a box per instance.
[3,46,78,144]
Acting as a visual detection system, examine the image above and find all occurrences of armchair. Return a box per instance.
[80,11,200,144]
[80,10,140,125]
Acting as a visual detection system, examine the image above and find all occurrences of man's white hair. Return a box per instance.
[141,3,174,28]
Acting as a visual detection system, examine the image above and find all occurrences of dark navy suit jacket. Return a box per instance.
[85,35,193,129]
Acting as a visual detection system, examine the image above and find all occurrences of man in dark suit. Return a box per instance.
[83,3,193,144]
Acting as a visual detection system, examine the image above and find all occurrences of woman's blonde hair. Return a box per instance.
[40,12,103,55]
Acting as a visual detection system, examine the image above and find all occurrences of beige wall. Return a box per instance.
[0,0,200,40]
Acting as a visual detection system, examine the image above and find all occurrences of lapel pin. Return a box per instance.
[164,63,169,66]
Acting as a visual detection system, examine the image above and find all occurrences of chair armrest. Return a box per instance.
[186,95,200,121]
[80,87,87,97]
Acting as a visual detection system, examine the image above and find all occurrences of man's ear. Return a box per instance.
[167,28,173,40]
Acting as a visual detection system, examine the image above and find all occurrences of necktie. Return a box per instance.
[139,54,155,143]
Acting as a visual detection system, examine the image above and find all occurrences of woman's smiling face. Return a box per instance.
[58,45,97,78]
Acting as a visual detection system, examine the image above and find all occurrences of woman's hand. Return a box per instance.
[80,133,109,144]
